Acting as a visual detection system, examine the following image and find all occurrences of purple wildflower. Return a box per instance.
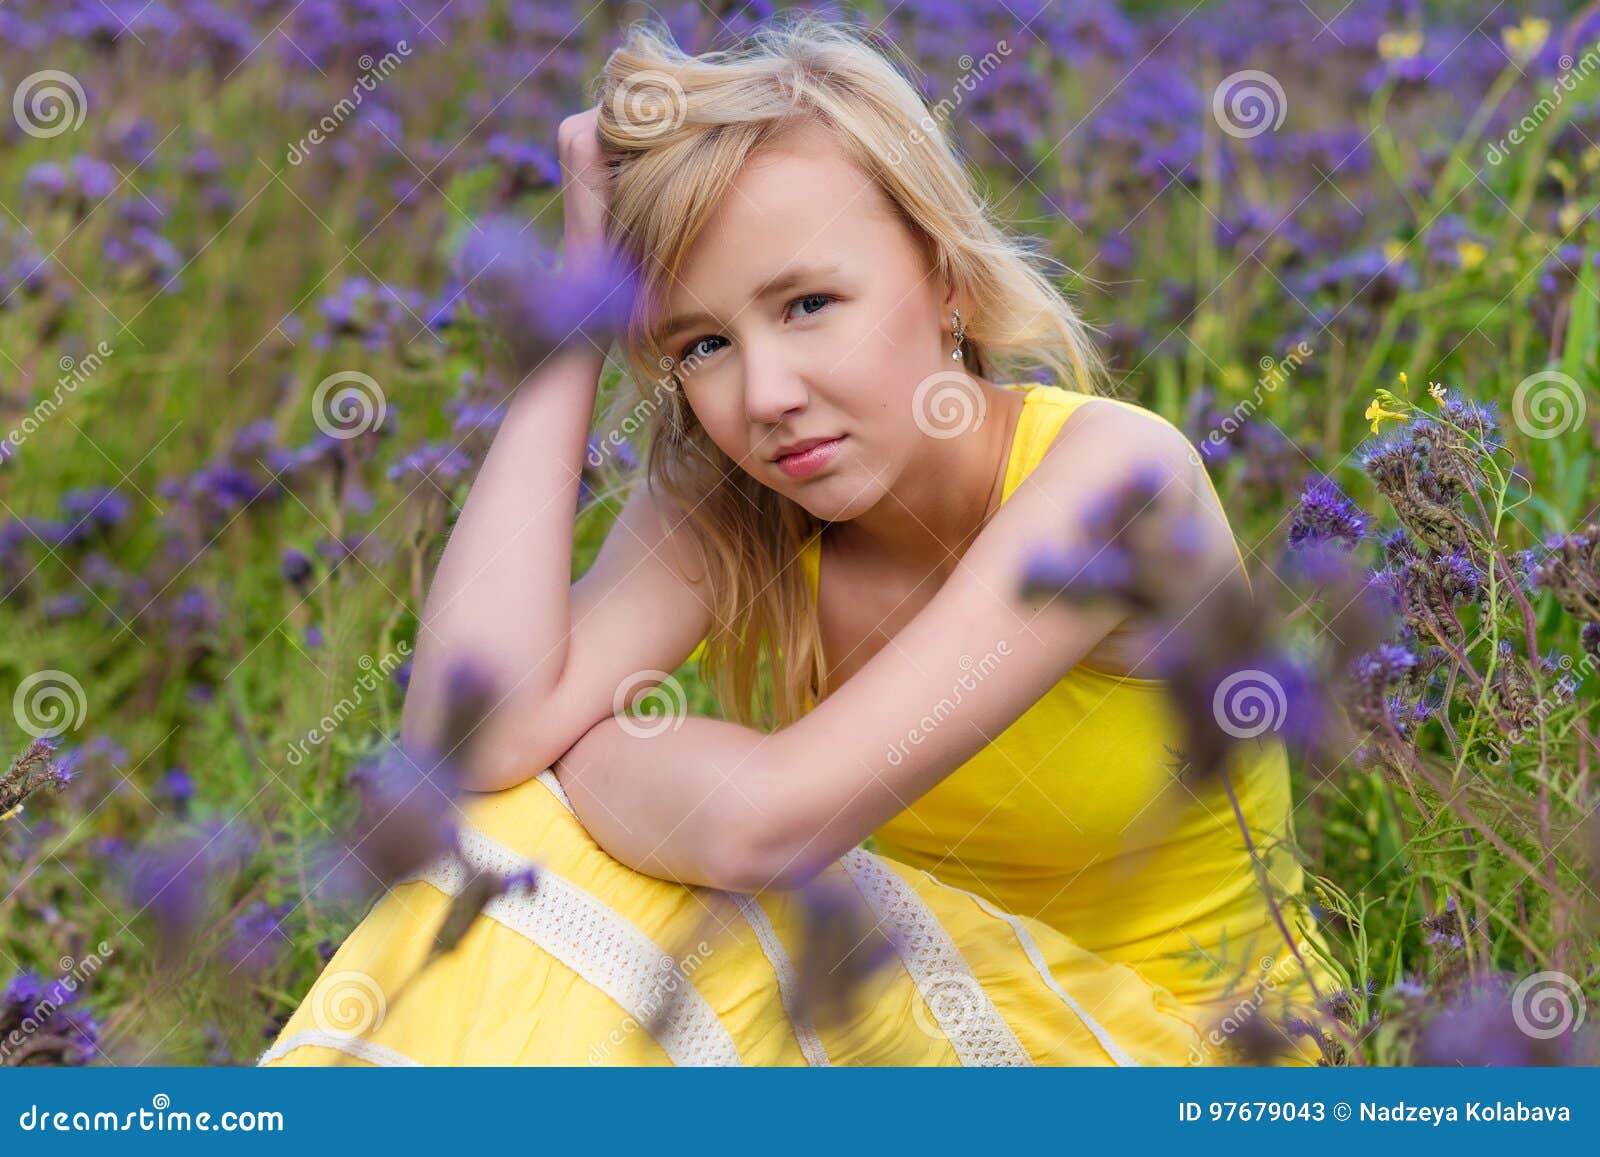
[1288,474,1369,552]
[454,215,640,371]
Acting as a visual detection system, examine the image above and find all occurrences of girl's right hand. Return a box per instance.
[557,106,611,258]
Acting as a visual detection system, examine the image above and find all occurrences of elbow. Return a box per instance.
[703,809,828,895]
[700,740,833,894]
[705,837,781,894]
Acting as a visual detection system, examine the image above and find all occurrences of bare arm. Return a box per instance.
[401,106,714,785]
[398,344,604,757]
[556,402,1232,891]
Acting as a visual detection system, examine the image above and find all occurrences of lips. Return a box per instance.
[772,435,844,480]
[771,435,839,462]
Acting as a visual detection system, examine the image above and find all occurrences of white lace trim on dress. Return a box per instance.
[539,771,828,1066]
[938,877,1139,1066]
[731,894,831,1067]
[411,824,743,1067]
[840,848,1032,1066]
[256,1028,422,1067]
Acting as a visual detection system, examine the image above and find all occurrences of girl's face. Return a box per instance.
[654,121,955,522]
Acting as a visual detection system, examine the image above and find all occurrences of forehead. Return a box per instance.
[660,122,905,322]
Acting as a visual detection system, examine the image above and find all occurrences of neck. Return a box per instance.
[831,379,1026,581]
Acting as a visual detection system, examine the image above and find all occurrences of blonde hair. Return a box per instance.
[589,12,1105,730]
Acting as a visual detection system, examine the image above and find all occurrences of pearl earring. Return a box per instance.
[950,308,965,362]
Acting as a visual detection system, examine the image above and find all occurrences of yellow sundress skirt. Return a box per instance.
[258,771,1213,1067]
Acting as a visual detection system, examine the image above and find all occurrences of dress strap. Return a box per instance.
[799,383,1252,599]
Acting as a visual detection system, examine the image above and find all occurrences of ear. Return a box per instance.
[939,278,960,326]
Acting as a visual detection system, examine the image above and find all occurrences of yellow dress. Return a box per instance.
[804,384,1339,1054]
[259,383,1334,1068]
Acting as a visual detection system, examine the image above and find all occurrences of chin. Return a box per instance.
[792,477,880,523]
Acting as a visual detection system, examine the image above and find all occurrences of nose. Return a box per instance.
[741,350,809,431]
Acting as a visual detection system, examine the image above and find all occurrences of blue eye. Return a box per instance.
[680,335,726,363]
[789,294,832,319]
[677,295,833,366]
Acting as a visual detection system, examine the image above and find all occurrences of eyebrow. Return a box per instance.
[656,261,844,343]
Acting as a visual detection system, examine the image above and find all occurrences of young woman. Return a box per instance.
[261,15,1334,1067]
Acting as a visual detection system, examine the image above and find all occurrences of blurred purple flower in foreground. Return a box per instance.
[453,214,639,372]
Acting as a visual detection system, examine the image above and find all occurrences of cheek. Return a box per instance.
[874,289,937,358]
[684,388,750,459]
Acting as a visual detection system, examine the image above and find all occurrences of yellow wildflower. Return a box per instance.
[1378,30,1423,62]
[1457,240,1487,271]
[1559,203,1584,235]
[1383,238,1407,264]
[1366,397,1410,435]
[1429,381,1447,403]
[0,803,21,822]
[1502,17,1550,64]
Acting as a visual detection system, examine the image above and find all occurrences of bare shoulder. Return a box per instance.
[1036,394,1248,602]
[599,478,713,591]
